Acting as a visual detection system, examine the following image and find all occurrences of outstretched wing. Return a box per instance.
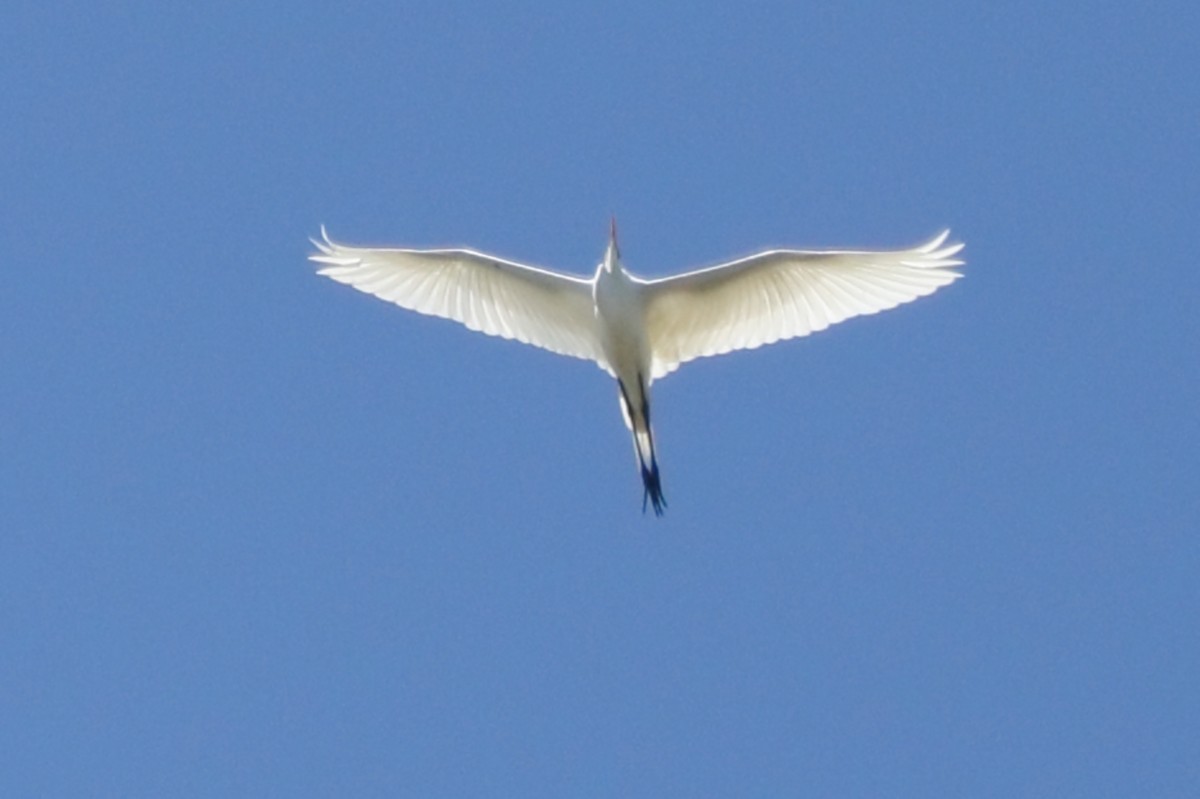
[311,227,606,366]
[642,231,965,378]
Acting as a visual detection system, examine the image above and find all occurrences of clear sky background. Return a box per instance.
[3,3,1197,796]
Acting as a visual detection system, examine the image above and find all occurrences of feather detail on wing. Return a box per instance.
[641,230,965,378]
[310,227,607,366]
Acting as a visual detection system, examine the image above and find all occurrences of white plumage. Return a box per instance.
[311,222,965,515]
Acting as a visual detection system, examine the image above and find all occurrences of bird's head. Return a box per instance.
[603,215,621,272]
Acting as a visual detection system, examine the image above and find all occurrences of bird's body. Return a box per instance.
[311,221,965,515]
[593,223,665,513]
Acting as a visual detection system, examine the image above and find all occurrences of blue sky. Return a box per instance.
[3,2,1197,795]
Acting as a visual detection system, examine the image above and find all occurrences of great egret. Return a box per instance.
[311,221,965,515]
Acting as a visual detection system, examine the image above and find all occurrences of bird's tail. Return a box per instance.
[618,375,667,517]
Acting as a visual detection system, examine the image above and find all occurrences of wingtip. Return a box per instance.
[309,224,339,263]
[915,229,965,268]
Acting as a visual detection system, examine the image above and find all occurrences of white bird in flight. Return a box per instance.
[311,221,965,515]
